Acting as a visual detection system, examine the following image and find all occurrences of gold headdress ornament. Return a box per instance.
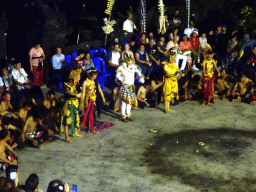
[124,53,134,65]
[69,68,82,84]
[205,49,214,57]
[87,69,98,73]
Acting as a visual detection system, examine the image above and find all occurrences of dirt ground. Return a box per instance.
[1,93,256,192]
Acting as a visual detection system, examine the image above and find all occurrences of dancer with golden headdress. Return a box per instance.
[201,50,220,105]
[116,53,145,122]
[162,53,184,114]
[80,68,109,133]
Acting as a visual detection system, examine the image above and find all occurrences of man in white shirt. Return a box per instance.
[123,13,138,41]
[184,20,198,38]
[51,47,66,90]
[11,61,29,90]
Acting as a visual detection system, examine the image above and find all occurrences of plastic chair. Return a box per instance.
[72,52,77,59]
[98,48,107,58]
[89,49,99,59]
[121,42,128,47]
[93,57,111,90]
[65,55,73,70]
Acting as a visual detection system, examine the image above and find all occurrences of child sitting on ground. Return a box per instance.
[214,73,231,100]
[136,79,151,109]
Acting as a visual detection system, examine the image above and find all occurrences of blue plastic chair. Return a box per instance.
[65,55,73,70]
[72,52,77,59]
[93,57,111,90]
[89,49,99,59]
[98,48,107,58]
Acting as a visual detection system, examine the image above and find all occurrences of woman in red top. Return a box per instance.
[189,31,202,70]
[137,33,148,48]
[29,43,45,86]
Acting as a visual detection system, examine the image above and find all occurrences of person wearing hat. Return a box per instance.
[189,30,202,70]
[116,53,145,122]
[161,53,184,114]
[201,50,220,106]
[80,68,109,133]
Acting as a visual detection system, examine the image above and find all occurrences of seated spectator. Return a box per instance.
[189,31,201,70]
[183,74,202,100]
[25,173,43,192]
[72,49,84,69]
[1,92,14,112]
[135,44,153,79]
[0,76,4,98]
[157,36,167,61]
[16,185,33,192]
[21,108,54,147]
[111,37,122,52]
[11,60,29,91]
[230,74,253,102]
[214,74,231,100]
[42,90,56,110]
[107,43,121,101]
[51,47,66,90]
[179,34,193,70]
[168,28,180,42]
[0,129,18,170]
[2,67,15,91]
[137,33,148,48]
[121,43,135,62]
[83,51,95,71]
[147,31,155,44]
[199,32,207,54]
[3,178,16,191]
[47,179,69,192]
[207,30,215,49]
[136,80,151,109]
[167,35,188,70]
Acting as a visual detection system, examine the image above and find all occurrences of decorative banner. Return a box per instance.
[158,0,166,34]
[140,0,146,33]
[103,0,116,36]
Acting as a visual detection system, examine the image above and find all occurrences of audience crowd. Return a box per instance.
[0,9,256,191]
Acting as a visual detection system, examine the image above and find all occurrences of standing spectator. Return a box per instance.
[157,36,167,61]
[29,42,45,87]
[218,25,229,68]
[207,30,215,49]
[227,35,239,74]
[184,20,198,39]
[123,12,137,42]
[146,39,161,79]
[169,10,181,30]
[72,49,84,69]
[51,47,66,90]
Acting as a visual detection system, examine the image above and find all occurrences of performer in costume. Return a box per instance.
[162,53,184,114]
[60,77,82,144]
[201,50,220,105]
[80,68,109,133]
[116,53,145,122]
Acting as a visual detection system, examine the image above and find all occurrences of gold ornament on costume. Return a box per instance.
[69,69,82,85]
[158,0,166,34]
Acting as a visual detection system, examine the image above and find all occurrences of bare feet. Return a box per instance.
[207,103,214,107]
[201,102,206,106]
[75,132,84,137]
[66,139,74,144]
[250,101,256,105]
[92,130,98,134]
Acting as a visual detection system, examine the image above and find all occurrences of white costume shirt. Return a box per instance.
[116,63,144,85]
[0,77,4,87]
[11,68,28,90]
[123,19,136,35]
[199,37,207,49]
